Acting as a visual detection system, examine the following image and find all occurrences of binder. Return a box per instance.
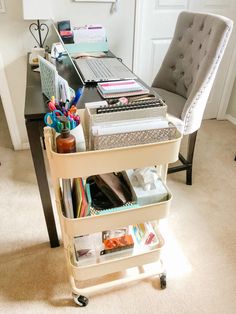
[79,179,88,217]
[62,179,74,218]
[72,178,82,218]
[73,178,88,217]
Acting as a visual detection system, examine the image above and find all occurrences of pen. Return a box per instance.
[71,88,83,106]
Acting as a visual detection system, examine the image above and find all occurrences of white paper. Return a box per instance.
[73,25,106,44]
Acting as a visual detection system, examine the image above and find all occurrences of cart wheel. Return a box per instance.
[73,294,89,307]
[160,273,167,289]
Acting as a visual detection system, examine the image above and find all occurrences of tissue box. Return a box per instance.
[123,169,168,206]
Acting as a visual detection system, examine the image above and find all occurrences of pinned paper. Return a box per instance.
[110,0,119,14]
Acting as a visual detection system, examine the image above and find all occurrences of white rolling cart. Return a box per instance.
[44,109,182,307]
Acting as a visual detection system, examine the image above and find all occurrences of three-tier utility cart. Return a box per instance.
[44,109,182,307]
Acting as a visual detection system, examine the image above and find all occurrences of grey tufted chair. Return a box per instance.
[152,11,233,185]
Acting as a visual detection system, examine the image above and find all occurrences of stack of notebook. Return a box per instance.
[97,80,149,99]
[62,178,90,218]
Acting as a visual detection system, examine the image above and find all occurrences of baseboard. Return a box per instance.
[225,114,236,125]
[21,142,30,150]
[13,141,30,151]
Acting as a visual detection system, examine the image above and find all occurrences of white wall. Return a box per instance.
[0,0,30,148]
[0,0,135,149]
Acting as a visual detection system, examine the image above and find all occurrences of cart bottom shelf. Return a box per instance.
[70,260,166,300]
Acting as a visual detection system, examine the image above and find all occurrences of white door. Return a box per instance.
[133,0,236,119]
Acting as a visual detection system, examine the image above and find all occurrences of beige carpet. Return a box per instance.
[0,103,236,313]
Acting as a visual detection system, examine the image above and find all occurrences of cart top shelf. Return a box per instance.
[44,123,182,178]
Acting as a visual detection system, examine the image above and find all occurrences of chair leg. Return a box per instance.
[186,131,198,185]
[168,130,198,185]
[42,135,46,150]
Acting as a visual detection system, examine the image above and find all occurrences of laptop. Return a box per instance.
[51,21,137,84]
[74,57,137,83]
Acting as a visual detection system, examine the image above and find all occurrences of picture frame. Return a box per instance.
[74,0,116,2]
[0,0,5,13]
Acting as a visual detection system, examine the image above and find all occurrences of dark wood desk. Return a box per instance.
[24,53,152,247]
[24,55,102,247]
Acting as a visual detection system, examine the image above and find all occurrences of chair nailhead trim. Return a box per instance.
[184,25,232,134]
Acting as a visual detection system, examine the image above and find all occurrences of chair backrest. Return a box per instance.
[152,11,233,134]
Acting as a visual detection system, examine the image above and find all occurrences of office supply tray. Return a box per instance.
[85,99,167,131]
[93,122,177,150]
[69,229,164,281]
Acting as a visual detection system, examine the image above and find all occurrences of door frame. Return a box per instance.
[217,44,236,119]
[0,53,22,150]
[133,0,144,75]
[133,0,236,120]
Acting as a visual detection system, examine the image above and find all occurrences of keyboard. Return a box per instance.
[86,59,113,79]
[74,57,137,83]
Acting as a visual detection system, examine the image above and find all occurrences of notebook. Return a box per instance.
[97,79,149,99]
[62,179,74,218]
[74,57,137,83]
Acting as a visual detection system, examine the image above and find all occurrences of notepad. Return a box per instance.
[97,80,149,99]
[98,80,144,94]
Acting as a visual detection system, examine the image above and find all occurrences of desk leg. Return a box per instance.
[26,120,60,248]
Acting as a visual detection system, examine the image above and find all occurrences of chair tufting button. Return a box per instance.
[189,22,193,28]
[197,64,200,69]
[178,36,182,41]
[200,24,204,31]
[208,29,212,35]
[179,54,184,59]
[199,43,202,49]
[170,65,176,70]
[190,39,193,44]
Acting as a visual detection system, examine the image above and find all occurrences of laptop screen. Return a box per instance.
[51,20,85,85]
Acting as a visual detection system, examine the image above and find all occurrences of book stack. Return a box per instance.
[61,177,90,218]
[97,80,150,99]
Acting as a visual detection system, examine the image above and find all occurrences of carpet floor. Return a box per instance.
[0,101,236,313]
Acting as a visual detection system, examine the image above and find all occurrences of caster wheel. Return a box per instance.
[73,294,89,307]
[160,273,167,289]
